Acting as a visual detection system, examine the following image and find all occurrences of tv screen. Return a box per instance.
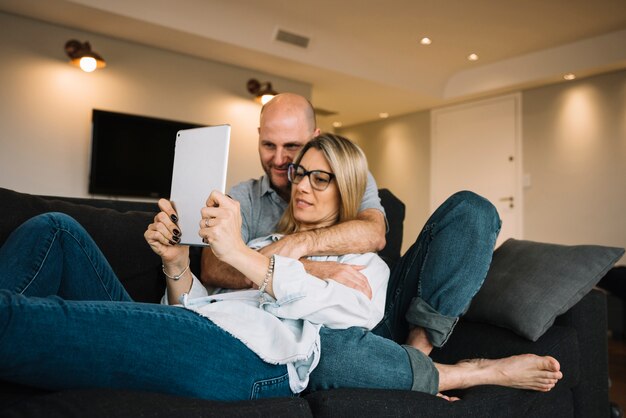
[89,109,204,198]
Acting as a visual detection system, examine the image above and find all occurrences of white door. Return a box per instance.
[431,94,522,248]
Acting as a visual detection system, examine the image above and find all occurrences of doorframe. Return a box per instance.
[430,92,524,241]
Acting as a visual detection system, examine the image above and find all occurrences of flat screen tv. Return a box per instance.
[89,109,204,198]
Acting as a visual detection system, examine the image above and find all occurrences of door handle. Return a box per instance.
[499,196,514,208]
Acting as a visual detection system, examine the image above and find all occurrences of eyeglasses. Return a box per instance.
[287,164,336,191]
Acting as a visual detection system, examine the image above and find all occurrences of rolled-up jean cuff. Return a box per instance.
[401,345,438,394]
[405,297,458,348]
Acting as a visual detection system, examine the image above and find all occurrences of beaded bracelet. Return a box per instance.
[162,259,190,281]
[259,255,275,294]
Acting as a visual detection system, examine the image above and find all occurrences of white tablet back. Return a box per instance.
[169,125,230,246]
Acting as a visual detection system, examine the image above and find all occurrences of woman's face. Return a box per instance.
[290,148,340,231]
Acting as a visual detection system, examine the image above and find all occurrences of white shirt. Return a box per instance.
[161,234,389,393]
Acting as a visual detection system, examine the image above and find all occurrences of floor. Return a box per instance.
[609,337,626,410]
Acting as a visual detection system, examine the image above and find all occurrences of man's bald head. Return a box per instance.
[257,93,321,200]
[260,93,317,133]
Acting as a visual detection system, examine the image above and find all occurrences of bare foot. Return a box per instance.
[406,326,433,356]
[436,354,563,392]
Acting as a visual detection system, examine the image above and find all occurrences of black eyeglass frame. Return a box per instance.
[287,163,336,191]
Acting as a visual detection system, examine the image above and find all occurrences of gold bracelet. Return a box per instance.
[162,259,190,281]
[259,255,275,294]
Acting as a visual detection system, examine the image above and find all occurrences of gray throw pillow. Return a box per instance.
[465,238,624,341]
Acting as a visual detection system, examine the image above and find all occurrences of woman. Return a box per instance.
[0,134,388,400]
[147,133,390,393]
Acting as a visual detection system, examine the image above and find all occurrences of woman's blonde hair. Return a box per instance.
[277,133,368,234]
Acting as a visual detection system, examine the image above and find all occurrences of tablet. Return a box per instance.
[169,125,230,246]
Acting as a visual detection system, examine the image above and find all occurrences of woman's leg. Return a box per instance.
[373,191,501,347]
[0,292,291,401]
[311,328,562,396]
[310,327,439,395]
[436,355,563,393]
[0,212,131,301]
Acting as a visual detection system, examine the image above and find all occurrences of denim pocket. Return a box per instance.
[251,372,292,399]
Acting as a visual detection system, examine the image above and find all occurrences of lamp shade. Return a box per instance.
[65,40,106,72]
[247,79,277,104]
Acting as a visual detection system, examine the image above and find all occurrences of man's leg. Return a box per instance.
[373,191,501,347]
[0,212,132,301]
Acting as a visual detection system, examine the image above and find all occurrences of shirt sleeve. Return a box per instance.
[360,171,386,218]
[264,253,389,330]
[160,273,209,305]
[228,181,253,244]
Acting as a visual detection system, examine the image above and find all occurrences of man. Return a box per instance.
[198,93,561,397]
[201,93,386,297]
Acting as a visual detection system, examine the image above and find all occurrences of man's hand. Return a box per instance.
[301,259,372,299]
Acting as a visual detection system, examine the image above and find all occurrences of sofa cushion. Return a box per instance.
[0,187,164,302]
[0,388,313,418]
[304,385,573,418]
[465,238,624,341]
[378,188,405,267]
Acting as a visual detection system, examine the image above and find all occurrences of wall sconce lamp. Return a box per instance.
[247,79,278,105]
[65,39,106,73]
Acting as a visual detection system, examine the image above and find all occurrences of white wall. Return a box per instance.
[1,13,624,263]
[523,70,626,262]
[339,112,430,253]
[0,12,311,199]
[342,70,626,263]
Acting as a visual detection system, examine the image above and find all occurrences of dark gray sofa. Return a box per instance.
[0,187,611,417]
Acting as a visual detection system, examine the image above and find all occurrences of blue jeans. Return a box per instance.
[1,190,499,397]
[0,213,291,401]
[308,191,501,394]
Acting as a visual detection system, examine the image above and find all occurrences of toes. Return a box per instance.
[537,378,559,392]
[436,393,461,402]
[543,356,561,372]
[542,370,563,381]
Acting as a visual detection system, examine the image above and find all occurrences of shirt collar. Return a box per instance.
[260,174,274,196]
[260,175,288,203]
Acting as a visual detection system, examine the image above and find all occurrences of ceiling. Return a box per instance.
[2,0,626,126]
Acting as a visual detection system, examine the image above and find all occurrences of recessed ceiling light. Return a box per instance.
[332,121,343,128]
[379,112,389,119]
[563,73,576,81]
[467,53,479,61]
[420,37,432,45]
